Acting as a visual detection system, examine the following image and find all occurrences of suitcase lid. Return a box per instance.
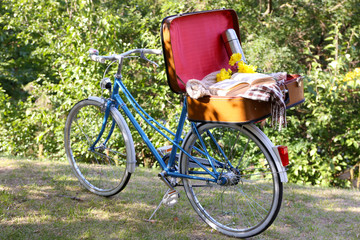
[161,9,241,94]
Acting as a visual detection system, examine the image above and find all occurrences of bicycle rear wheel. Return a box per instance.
[64,98,135,196]
[180,123,283,238]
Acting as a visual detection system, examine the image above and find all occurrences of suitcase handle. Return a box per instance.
[283,87,290,104]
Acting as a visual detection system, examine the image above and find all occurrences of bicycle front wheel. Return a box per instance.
[64,98,135,196]
[180,123,283,238]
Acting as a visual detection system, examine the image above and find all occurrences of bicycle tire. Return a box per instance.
[64,98,135,197]
[179,123,283,238]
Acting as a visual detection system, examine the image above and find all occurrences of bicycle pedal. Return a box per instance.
[162,189,179,207]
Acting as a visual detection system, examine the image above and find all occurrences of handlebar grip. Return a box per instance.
[143,49,162,55]
[90,54,106,63]
[89,48,99,55]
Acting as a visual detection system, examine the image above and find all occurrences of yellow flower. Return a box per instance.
[344,68,360,82]
[237,61,257,73]
[229,53,242,66]
[216,53,257,81]
[216,68,232,82]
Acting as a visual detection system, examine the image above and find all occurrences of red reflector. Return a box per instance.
[277,146,289,167]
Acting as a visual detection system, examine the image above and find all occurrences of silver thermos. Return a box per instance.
[222,29,247,63]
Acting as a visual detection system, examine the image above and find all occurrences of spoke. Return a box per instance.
[75,112,119,188]
[237,186,268,214]
[236,137,250,169]
[240,170,276,178]
[90,149,126,165]
[73,113,103,171]
[229,185,253,228]
[205,129,229,178]
[228,128,242,162]
[91,146,126,186]
[240,179,273,194]
[106,147,127,157]
[74,115,93,146]
[236,149,263,171]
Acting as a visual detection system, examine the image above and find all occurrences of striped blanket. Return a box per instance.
[239,81,286,131]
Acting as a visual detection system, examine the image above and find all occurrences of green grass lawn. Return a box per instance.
[1,156,359,239]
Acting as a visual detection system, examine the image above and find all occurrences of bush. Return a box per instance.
[0,0,359,187]
[264,68,360,187]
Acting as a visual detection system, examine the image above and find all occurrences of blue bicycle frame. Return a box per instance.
[92,74,234,183]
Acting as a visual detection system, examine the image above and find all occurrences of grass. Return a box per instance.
[1,156,359,239]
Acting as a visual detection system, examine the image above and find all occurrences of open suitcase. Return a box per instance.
[161,9,304,123]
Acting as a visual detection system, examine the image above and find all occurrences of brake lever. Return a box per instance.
[140,51,159,67]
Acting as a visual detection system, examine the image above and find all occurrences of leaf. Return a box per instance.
[310,148,317,156]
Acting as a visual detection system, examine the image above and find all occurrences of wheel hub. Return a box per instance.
[217,170,240,186]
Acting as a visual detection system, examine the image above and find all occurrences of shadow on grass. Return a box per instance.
[0,158,225,240]
[265,184,360,239]
[1,158,359,239]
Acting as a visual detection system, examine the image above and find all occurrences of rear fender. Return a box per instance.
[244,124,288,182]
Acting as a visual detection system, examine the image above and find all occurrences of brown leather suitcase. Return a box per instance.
[187,74,304,123]
[161,9,304,123]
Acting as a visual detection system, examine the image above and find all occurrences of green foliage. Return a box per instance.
[0,0,359,187]
[265,69,360,187]
[0,0,184,163]
[244,36,300,73]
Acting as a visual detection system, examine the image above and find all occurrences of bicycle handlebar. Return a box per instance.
[89,48,162,63]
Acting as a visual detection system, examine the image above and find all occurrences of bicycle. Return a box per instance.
[64,48,290,238]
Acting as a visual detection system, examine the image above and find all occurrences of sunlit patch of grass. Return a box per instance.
[1,157,360,239]
[0,189,14,205]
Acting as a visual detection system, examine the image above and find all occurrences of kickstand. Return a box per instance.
[146,188,179,222]
[147,189,169,222]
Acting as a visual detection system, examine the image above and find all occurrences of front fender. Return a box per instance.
[88,96,136,173]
